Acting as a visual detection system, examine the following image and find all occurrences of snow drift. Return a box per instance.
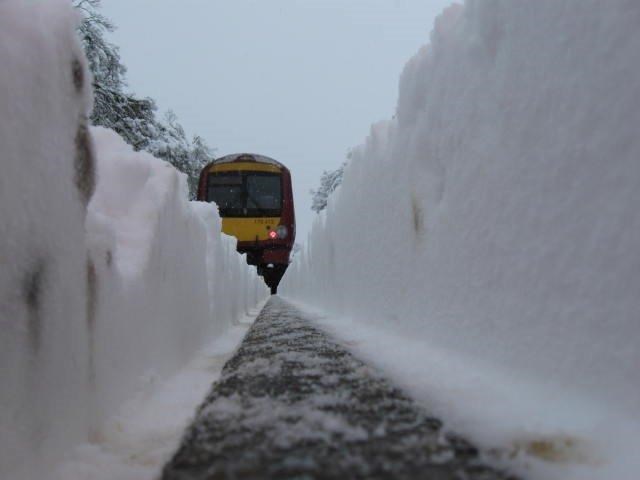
[282,1,640,478]
[85,127,265,434]
[0,2,266,479]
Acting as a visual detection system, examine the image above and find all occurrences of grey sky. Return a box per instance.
[101,0,452,241]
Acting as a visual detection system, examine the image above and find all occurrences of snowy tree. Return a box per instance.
[310,163,346,213]
[147,111,190,170]
[73,0,214,199]
[74,0,158,148]
[145,113,215,199]
[75,0,122,90]
[188,135,215,195]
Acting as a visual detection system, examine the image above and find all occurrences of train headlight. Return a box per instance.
[268,230,278,239]
[276,225,288,239]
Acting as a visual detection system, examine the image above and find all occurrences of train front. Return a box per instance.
[197,154,295,294]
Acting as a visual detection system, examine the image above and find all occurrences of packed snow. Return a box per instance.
[0,2,266,479]
[84,126,266,441]
[282,1,640,479]
[53,307,263,480]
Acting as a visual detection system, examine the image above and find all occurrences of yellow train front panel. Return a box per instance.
[221,217,282,242]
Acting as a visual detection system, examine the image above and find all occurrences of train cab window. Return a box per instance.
[207,173,244,212]
[246,175,281,211]
[207,172,282,217]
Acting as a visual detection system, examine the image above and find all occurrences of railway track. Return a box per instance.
[161,297,517,480]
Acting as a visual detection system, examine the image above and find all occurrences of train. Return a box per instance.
[197,153,295,294]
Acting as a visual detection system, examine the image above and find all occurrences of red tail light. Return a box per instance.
[269,230,278,239]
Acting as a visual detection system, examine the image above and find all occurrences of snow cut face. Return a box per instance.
[0,3,268,479]
[281,1,640,479]
[0,1,94,477]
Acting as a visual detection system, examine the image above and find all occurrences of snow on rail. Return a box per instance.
[162,297,515,480]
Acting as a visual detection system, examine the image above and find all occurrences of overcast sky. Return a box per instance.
[101,0,452,241]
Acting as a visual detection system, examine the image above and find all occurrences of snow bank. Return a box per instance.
[86,127,265,431]
[282,1,640,478]
[55,307,263,480]
[0,2,266,479]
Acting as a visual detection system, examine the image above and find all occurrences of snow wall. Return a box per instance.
[282,0,639,475]
[0,2,267,479]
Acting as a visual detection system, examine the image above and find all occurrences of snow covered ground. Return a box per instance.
[53,304,263,480]
[163,297,513,480]
[0,2,266,479]
[282,1,640,479]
